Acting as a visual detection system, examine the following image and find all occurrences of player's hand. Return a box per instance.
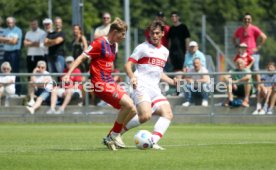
[63,74,71,83]
[130,76,137,89]
[173,77,179,86]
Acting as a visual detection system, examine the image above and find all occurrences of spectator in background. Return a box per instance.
[44,17,65,73]
[182,58,210,107]
[94,12,111,39]
[0,62,15,106]
[252,62,276,115]
[0,17,22,95]
[267,79,276,115]
[42,18,53,56]
[26,61,53,114]
[183,41,206,70]
[232,13,267,87]
[168,11,190,74]
[46,56,82,114]
[0,16,5,65]
[223,59,252,107]
[233,43,254,70]
[72,24,88,72]
[24,19,47,73]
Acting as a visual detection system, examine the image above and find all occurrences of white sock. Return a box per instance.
[256,103,262,110]
[121,114,140,135]
[152,117,171,144]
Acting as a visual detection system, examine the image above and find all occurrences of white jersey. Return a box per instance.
[33,71,53,91]
[129,41,169,87]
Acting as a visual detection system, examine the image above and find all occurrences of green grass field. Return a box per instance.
[0,123,276,170]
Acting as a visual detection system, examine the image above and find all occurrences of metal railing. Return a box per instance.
[0,71,275,117]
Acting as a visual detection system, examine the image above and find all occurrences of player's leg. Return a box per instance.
[267,89,276,114]
[121,101,152,135]
[121,87,152,135]
[263,87,272,113]
[242,82,251,107]
[58,89,74,113]
[151,102,173,150]
[105,94,136,149]
[47,87,59,114]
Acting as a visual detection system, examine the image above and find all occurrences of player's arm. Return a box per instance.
[246,57,255,69]
[195,75,210,83]
[232,30,239,48]
[81,35,88,50]
[44,37,64,47]
[0,36,9,43]
[0,36,18,45]
[63,54,87,82]
[233,73,251,84]
[256,32,267,50]
[161,72,176,86]
[124,60,137,89]
[24,39,39,47]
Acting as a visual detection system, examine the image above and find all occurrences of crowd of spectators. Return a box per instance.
[0,11,275,115]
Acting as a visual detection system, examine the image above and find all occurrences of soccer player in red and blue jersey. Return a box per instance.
[63,18,136,150]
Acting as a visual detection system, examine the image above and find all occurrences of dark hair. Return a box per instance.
[73,24,83,35]
[149,19,165,32]
[170,11,178,16]
[109,17,128,32]
[244,12,252,17]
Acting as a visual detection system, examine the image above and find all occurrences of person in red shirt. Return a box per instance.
[46,56,83,114]
[232,13,267,88]
[233,43,254,70]
[63,18,136,151]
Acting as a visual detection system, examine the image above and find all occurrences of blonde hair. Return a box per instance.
[1,62,12,72]
[109,17,128,33]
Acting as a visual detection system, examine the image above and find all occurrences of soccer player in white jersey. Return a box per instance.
[124,19,176,150]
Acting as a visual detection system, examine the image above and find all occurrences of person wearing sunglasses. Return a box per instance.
[93,12,111,39]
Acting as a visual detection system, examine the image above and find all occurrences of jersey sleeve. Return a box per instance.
[128,44,143,63]
[83,40,101,59]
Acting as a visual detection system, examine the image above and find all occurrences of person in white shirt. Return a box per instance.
[181,58,211,107]
[0,61,15,106]
[93,12,111,39]
[24,19,47,73]
[124,20,176,150]
[26,61,53,114]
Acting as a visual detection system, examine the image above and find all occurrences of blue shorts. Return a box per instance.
[35,88,51,101]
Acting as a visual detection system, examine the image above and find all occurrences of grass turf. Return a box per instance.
[0,124,276,170]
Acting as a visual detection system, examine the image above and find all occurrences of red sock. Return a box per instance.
[111,121,123,134]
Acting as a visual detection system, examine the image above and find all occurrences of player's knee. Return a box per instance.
[139,114,151,123]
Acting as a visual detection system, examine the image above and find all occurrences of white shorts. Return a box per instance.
[0,86,15,96]
[132,85,169,113]
[57,88,82,98]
